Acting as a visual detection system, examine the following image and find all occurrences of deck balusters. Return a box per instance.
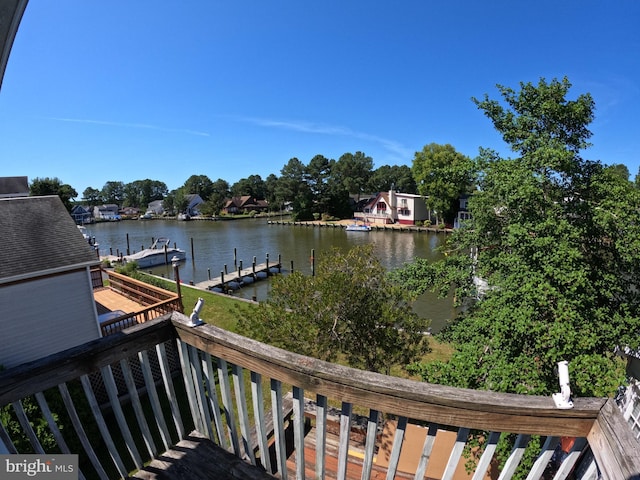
[251,371,272,473]
[315,394,328,480]
[292,386,306,480]
[471,430,502,480]
[156,341,185,440]
[362,409,380,480]
[271,379,288,479]
[337,401,353,480]
[138,350,172,452]
[414,422,439,480]
[120,358,158,458]
[58,383,109,480]
[80,374,128,478]
[386,415,408,480]
[442,427,470,480]
[218,358,241,456]
[100,365,143,469]
[203,353,228,449]
[232,364,256,465]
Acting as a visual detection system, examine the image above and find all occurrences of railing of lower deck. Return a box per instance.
[103,269,179,307]
[96,268,183,336]
[0,313,638,480]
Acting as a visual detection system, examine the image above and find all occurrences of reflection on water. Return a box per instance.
[90,219,455,332]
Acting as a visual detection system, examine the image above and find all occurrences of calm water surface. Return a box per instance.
[89,219,455,332]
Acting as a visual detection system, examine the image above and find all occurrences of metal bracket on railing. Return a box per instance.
[552,360,574,409]
[189,298,204,327]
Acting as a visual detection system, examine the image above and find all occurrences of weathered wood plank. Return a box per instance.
[232,364,256,465]
[251,371,272,473]
[172,316,605,437]
[315,394,328,480]
[58,383,110,480]
[588,398,640,480]
[271,379,288,480]
[138,350,172,452]
[130,430,277,479]
[292,386,305,480]
[337,401,352,480]
[203,354,227,448]
[362,409,379,480]
[386,415,408,480]
[414,422,438,480]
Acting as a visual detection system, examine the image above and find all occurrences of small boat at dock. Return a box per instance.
[345,223,372,232]
[123,237,186,268]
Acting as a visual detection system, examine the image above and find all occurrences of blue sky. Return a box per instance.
[1,1,639,196]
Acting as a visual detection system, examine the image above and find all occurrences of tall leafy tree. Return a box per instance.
[202,178,230,216]
[412,143,474,225]
[368,164,417,194]
[278,157,313,220]
[334,151,373,200]
[239,244,430,374]
[182,174,214,200]
[101,181,125,205]
[397,77,640,399]
[81,187,102,206]
[30,177,77,211]
[230,174,266,199]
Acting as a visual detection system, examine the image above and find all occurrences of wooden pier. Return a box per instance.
[193,255,282,292]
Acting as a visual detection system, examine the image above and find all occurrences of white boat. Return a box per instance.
[345,223,372,232]
[77,225,99,249]
[123,237,186,268]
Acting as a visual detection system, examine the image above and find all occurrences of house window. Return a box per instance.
[376,202,387,213]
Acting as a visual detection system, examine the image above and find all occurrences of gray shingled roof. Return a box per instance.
[0,195,100,281]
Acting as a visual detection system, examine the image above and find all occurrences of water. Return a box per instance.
[89,219,455,332]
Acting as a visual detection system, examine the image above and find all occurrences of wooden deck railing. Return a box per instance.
[103,269,179,307]
[95,268,183,336]
[1,312,638,480]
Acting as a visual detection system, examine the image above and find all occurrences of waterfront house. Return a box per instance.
[93,203,121,220]
[70,204,94,224]
[223,195,269,214]
[0,195,103,368]
[361,189,431,225]
[184,193,204,216]
[146,198,164,215]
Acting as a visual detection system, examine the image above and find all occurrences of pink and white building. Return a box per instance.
[358,190,431,225]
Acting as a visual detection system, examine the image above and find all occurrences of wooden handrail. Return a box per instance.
[171,315,604,438]
[1,312,638,480]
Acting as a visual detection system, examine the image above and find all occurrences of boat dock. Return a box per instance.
[193,255,282,292]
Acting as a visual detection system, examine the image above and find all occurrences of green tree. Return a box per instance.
[30,177,77,211]
[278,157,313,220]
[201,178,230,216]
[231,174,266,199]
[368,165,416,194]
[397,77,640,399]
[239,244,430,374]
[100,181,125,205]
[606,163,630,183]
[412,143,474,225]
[182,174,214,200]
[81,186,102,206]
[334,151,373,200]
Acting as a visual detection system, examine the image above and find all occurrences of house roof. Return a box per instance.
[0,195,100,283]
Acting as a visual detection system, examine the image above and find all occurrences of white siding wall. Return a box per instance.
[0,270,101,369]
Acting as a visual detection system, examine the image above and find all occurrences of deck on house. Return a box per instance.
[94,286,145,315]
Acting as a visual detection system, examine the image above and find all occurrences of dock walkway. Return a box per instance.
[194,260,281,292]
